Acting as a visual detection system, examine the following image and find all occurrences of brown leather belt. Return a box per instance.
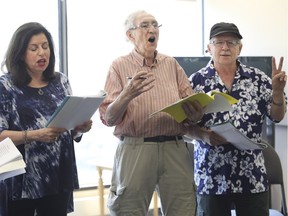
[120,135,183,142]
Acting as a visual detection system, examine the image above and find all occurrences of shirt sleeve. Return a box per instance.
[0,78,12,132]
[175,59,193,98]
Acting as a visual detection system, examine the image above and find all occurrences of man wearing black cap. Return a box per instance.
[186,22,287,216]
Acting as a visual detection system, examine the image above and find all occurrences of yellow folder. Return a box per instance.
[151,91,238,123]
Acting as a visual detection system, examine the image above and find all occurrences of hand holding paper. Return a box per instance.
[150,91,238,123]
[46,90,106,130]
[73,119,93,133]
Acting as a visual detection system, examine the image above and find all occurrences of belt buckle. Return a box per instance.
[158,136,166,142]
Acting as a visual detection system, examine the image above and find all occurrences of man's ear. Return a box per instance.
[238,44,243,55]
[206,45,212,55]
[126,30,135,42]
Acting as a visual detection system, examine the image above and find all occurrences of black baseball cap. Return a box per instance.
[209,22,243,39]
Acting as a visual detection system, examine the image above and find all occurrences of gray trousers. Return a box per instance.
[107,137,196,216]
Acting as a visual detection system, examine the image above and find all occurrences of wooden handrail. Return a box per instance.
[96,166,112,216]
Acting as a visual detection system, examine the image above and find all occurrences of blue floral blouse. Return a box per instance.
[0,72,79,201]
[189,59,285,195]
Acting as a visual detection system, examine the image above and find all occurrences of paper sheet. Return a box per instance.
[210,122,267,150]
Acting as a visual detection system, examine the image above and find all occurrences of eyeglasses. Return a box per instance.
[130,22,162,30]
[210,39,240,47]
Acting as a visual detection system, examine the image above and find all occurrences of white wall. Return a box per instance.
[204,0,287,60]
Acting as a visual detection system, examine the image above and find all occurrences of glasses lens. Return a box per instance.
[131,22,161,30]
[212,40,239,47]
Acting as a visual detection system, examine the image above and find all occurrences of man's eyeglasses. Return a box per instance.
[130,22,162,30]
[210,39,240,47]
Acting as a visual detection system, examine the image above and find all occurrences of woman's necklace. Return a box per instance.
[28,78,47,95]
[38,88,44,95]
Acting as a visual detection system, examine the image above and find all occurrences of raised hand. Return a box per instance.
[272,56,286,92]
[125,71,155,99]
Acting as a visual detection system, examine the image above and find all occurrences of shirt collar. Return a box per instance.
[205,59,252,79]
[131,49,158,67]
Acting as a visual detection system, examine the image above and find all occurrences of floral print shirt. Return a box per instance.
[0,72,79,201]
[189,59,284,195]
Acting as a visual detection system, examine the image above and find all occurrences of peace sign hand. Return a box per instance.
[272,56,287,92]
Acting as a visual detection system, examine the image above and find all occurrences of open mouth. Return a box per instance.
[37,59,47,66]
[148,36,155,43]
[37,59,46,63]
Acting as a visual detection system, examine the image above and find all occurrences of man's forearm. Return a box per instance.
[104,92,131,126]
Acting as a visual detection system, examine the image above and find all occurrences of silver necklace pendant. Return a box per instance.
[38,88,44,95]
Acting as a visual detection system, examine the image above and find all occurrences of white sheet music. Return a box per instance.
[46,90,106,130]
[0,138,26,180]
[210,122,267,150]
